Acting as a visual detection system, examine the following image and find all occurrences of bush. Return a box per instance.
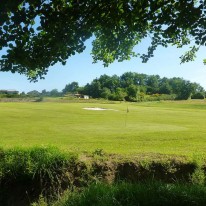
[191,92,205,99]
[144,94,176,101]
[35,96,44,102]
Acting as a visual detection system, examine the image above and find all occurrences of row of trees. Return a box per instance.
[61,72,205,101]
[22,72,205,101]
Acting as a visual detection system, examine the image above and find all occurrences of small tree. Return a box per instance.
[101,88,111,99]
[62,82,79,94]
[126,85,139,102]
[114,87,127,101]
[50,89,61,97]
[27,90,40,97]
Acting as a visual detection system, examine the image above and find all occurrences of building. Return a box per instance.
[74,93,89,99]
[83,95,89,99]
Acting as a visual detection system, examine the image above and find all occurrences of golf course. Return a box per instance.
[1,100,206,157]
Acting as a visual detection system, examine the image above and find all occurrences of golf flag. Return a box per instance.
[127,107,129,113]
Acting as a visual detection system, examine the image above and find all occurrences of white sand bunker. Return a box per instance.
[83,107,118,111]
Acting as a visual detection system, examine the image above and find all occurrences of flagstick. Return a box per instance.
[125,106,129,127]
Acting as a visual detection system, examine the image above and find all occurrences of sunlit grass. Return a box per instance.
[0,100,206,157]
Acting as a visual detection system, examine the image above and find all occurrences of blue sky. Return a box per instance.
[0,38,206,93]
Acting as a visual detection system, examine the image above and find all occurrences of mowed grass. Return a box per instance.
[1,100,206,156]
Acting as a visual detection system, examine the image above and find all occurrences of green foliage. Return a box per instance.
[50,89,62,97]
[191,169,206,185]
[0,93,19,98]
[92,148,105,157]
[0,146,206,205]
[100,87,112,99]
[27,90,41,97]
[35,96,44,102]
[113,87,127,101]
[180,46,199,63]
[62,82,79,95]
[0,1,205,79]
[83,72,204,101]
[159,78,173,94]
[126,84,139,102]
[146,75,160,94]
[0,147,77,205]
[53,182,206,206]
[190,154,206,185]
[86,80,102,98]
[31,195,48,206]
[144,94,176,101]
[137,92,145,101]
[0,147,76,180]
[176,82,195,100]
[191,92,205,99]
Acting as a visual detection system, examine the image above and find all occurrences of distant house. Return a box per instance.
[0,90,19,95]
[74,93,89,99]
[83,95,89,99]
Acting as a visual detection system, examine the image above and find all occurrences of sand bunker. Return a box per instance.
[83,107,118,111]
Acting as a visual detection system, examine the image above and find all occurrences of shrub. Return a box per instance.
[191,92,205,99]
[144,94,176,101]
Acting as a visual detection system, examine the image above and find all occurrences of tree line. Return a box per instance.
[22,72,205,101]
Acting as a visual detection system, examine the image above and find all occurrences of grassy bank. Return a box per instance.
[0,147,206,205]
[0,100,206,156]
[0,147,77,206]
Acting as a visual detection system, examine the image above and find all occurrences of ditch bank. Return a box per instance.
[0,147,203,205]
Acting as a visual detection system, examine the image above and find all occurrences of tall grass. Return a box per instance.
[0,147,77,205]
[54,181,206,206]
[0,146,76,180]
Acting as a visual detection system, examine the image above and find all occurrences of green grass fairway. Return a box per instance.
[1,100,206,156]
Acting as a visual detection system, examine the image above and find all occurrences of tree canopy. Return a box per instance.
[0,0,205,80]
[82,72,205,101]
